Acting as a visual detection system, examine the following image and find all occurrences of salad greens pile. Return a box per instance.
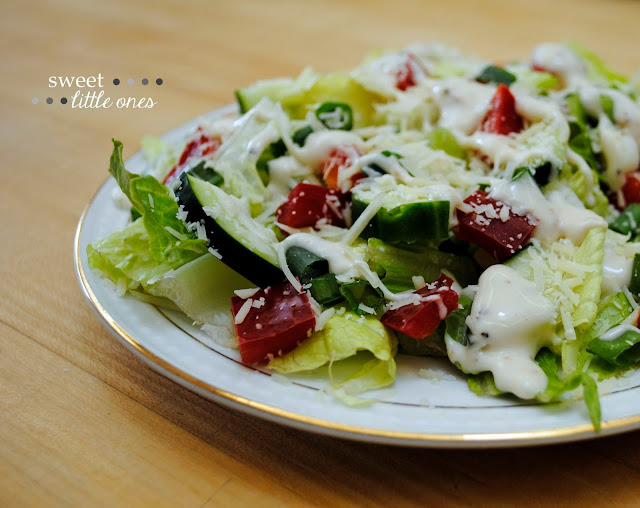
[88,42,640,428]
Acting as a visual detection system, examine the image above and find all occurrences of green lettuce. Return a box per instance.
[366,238,478,291]
[268,313,397,405]
[88,220,249,329]
[468,349,602,430]
[537,349,601,430]
[571,227,606,328]
[209,109,273,215]
[428,127,466,160]
[467,372,502,397]
[106,139,207,263]
[89,140,211,310]
[87,219,194,292]
[552,165,610,218]
[568,41,628,88]
[509,65,559,92]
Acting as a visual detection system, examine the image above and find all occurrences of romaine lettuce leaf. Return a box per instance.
[106,139,207,263]
[87,219,196,292]
[366,238,478,291]
[535,348,581,402]
[88,220,248,333]
[581,373,602,431]
[510,65,559,92]
[130,175,207,263]
[552,164,610,218]
[467,372,502,397]
[268,313,397,403]
[568,41,628,88]
[109,139,143,214]
[571,227,606,328]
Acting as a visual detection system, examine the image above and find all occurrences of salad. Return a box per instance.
[88,42,640,428]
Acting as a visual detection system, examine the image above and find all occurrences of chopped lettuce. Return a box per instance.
[568,41,628,88]
[535,348,581,402]
[428,126,466,160]
[108,139,207,264]
[366,238,478,291]
[109,139,142,214]
[89,140,214,318]
[581,373,602,431]
[268,313,397,404]
[510,65,559,92]
[88,220,249,332]
[87,219,197,293]
[552,165,610,218]
[571,227,606,328]
[468,372,502,397]
[130,176,207,263]
[209,104,276,216]
[468,349,601,430]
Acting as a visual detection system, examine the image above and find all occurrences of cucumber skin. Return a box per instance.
[175,173,284,288]
[352,198,450,243]
[235,90,250,114]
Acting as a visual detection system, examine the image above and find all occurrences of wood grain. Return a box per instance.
[2,0,640,506]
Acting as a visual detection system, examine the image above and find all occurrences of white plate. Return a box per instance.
[75,105,640,447]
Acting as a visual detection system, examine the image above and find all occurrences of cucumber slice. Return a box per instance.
[236,71,382,128]
[352,183,452,242]
[176,173,284,288]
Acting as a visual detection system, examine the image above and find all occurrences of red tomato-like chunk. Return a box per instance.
[454,190,536,261]
[322,146,363,190]
[231,281,316,364]
[395,56,417,91]
[481,84,524,135]
[381,274,458,339]
[163,127,222,184]
[621,170,640,208]
[276,182,349,231]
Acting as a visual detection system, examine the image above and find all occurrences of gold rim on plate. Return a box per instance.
[74,171,640,449]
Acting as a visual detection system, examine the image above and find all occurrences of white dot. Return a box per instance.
[127,78,134,85]
[32,98,39,104]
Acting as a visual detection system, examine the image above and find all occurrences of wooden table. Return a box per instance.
[3,0,640,505]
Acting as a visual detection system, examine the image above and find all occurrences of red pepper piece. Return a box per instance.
[532,64,551,74]
[481,83,524,135]
[381,274,458,339]
[163,127,222,184]
[621,170,640,208]
[275,182,349,232]
[395,55,417,91]
[322,146,363,190]
[454,190,536,261]
[231,281,316,364]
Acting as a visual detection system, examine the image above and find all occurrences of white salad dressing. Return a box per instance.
[530,43,640,193]
[608,89,640,144]
[276,232,396,300]
[266,155,316,197]
[246,122,280,158]
[446,265,555,399]
[601,249,634,296]
[431,78,494,134]
[294,130,364,171]
[598,116,640,191]
[531,43,586,84]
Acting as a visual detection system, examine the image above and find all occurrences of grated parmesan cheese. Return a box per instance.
[234,299,253,324]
